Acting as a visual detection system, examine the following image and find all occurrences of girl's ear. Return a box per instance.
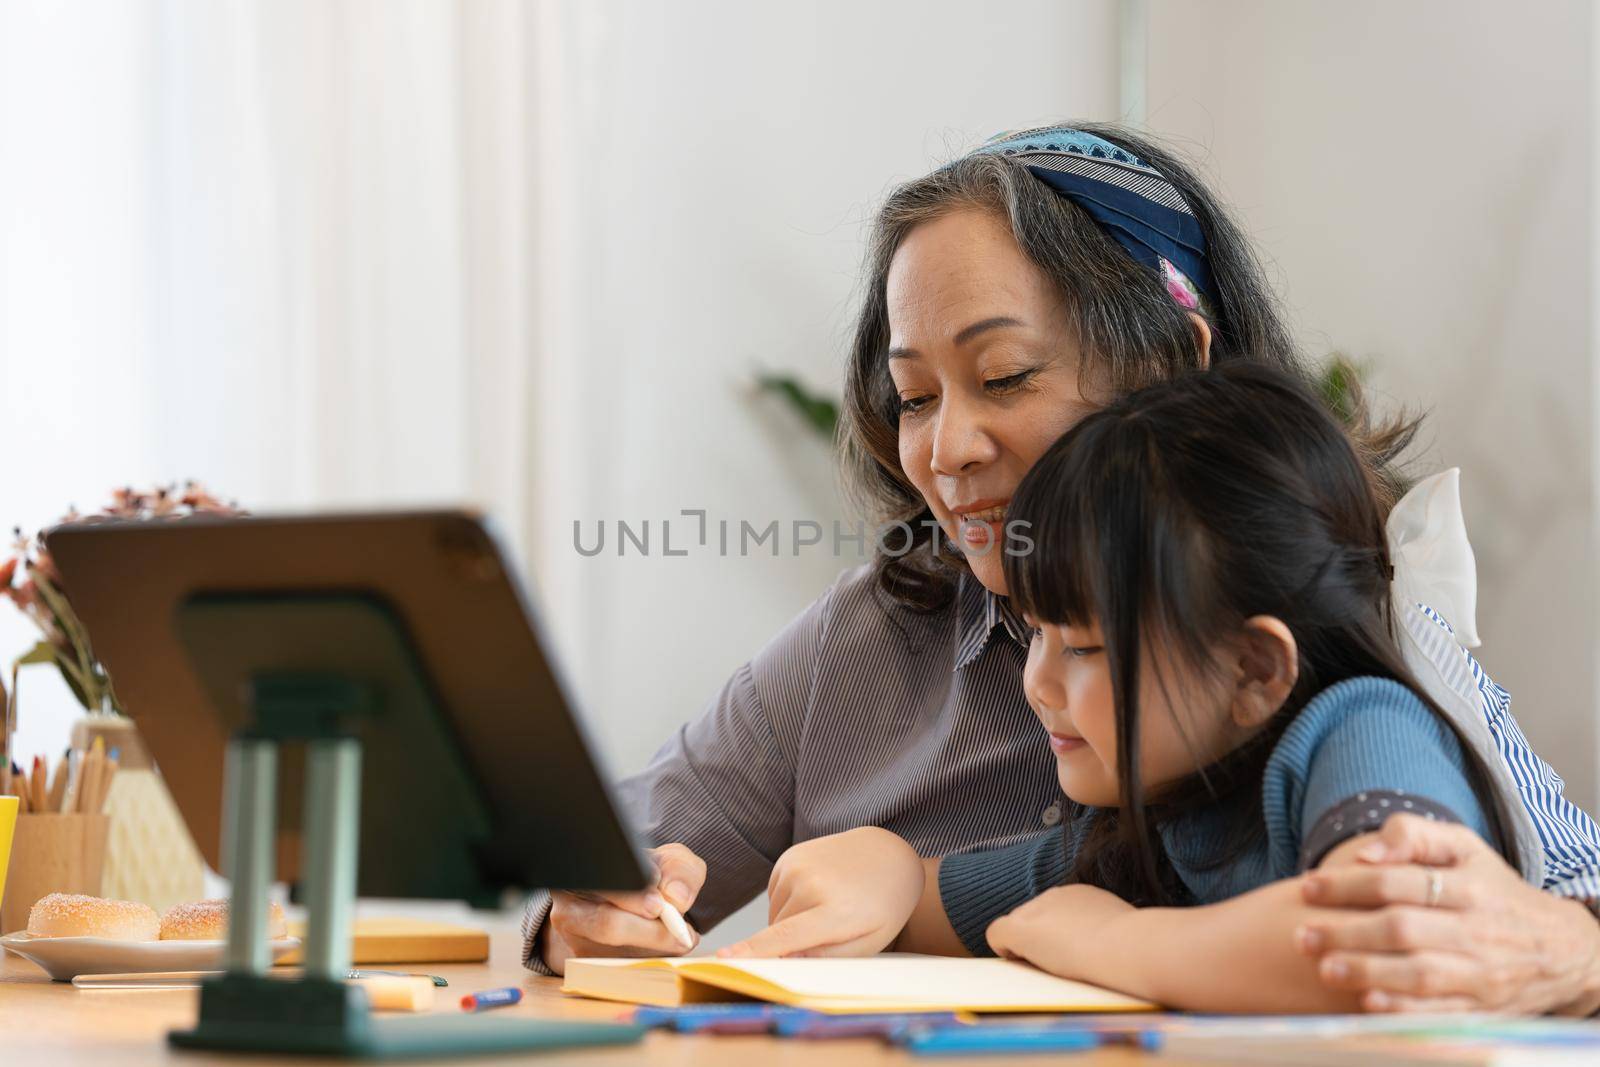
[1230,616,1298,728]
[1188,312,1213,370]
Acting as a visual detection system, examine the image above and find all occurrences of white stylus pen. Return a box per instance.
[658,899,695,950]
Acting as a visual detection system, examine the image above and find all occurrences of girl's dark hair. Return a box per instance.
[841,123,1410,615]
[1001,362,1516,905]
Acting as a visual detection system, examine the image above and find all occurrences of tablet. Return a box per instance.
[47,510,651,901]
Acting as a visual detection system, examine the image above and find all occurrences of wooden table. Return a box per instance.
[1,921,1199,1066]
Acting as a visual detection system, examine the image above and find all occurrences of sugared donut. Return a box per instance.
[27,893,159,941]
[159,898,288,941]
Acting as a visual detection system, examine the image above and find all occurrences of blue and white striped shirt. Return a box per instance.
[1433,607,1600,899]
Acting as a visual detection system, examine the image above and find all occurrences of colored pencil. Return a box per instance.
[47,751,69,813]
[29,755,45,812]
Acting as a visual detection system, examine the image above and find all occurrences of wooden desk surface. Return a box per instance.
[1,920,1205,1066]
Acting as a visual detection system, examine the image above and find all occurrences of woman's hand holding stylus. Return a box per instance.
[541,842,706,974]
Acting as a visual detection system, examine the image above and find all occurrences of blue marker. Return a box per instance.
[460,986,523,1012]
[775,1011,965,1040]
[906,1027,1101,1056]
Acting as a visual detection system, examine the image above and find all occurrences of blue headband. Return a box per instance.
[970,127,1214,307]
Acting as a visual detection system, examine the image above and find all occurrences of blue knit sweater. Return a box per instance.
[939,676,1495,956]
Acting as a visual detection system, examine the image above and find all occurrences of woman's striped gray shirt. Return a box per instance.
[521,563,1062,971]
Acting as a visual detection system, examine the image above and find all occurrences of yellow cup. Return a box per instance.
[0,795,17,923]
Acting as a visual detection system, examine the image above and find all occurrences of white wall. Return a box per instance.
[0,0,542,762]
[532,0,1120,783]
[1146,0,1598,806]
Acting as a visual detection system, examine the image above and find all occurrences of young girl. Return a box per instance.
[967,361,1520,1013]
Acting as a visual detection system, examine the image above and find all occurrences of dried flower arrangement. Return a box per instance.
[1,482,241,714]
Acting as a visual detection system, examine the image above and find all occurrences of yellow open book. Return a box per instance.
[561,954,1155,1014]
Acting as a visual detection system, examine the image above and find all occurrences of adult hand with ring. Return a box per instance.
[1293,814,1600,1015]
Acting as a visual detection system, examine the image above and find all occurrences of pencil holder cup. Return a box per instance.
[0,813,110,934]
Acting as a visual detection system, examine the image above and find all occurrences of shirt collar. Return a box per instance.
[954,574,1031,672]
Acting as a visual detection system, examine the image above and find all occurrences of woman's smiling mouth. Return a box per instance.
[951,499,1009,549]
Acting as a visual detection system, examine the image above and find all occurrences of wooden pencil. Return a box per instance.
[47,751,68,813]
[29,755,45,812]
[79,754,95,813]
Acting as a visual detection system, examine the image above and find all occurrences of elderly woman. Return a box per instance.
[525,123,1600,1015]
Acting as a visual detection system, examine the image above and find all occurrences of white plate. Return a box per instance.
[0,931,301,981]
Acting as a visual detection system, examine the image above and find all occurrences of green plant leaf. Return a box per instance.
[16,640,56,667]
[24,572,105,710]
[15,638,98,711]
[30,572,92,669]
[756,374,840,440]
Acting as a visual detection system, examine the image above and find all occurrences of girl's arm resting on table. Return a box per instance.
[987,679,1505,1009]
[993,879,1361,1013]
[987,834,1379,1013]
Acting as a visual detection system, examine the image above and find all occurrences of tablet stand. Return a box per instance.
[168,673,643,1058]
[45,518,657,1058]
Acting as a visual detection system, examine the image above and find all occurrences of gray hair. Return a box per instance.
[840,122,1306,615]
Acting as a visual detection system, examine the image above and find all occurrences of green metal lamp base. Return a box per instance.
[168,974,646,1059]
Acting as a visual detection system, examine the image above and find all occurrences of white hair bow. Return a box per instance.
[1385,469,1545,884]
[1387,467,1480,648]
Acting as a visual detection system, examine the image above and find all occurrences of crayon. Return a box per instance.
[460,986,522,1013]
